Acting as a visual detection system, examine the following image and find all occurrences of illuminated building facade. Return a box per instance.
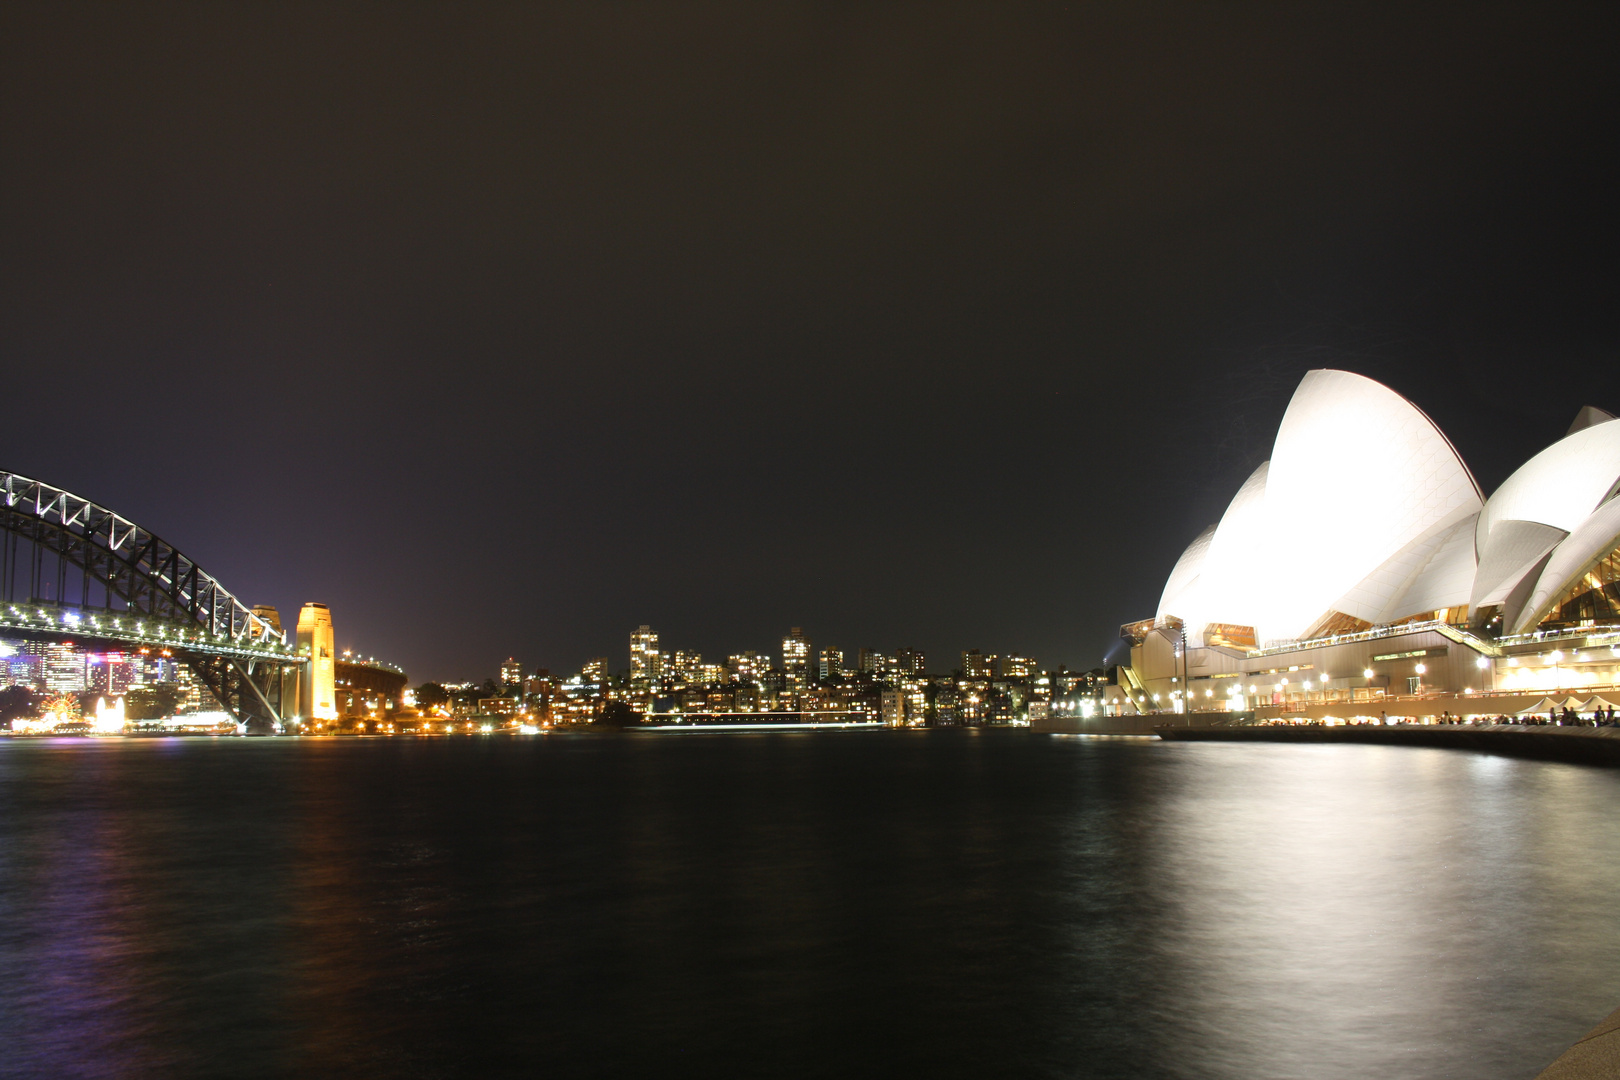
[37,641,86,693]
[1114,370,1620,723]
[629,626,661,685]
[500,657,523,687]
[668,650,703,684]
[87,652,134,694]
[727,651,767,684]
[997,655,1038,678]
[782,627,809,701]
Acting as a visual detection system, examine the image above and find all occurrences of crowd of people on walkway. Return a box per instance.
[1262,706,1620,727]
[1479,705,1617,726]
[1429,706,1619,726]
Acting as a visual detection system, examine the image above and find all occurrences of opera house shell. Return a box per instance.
[1110,370,1620,722]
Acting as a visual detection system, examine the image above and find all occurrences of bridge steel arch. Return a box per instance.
[0,469,299,730]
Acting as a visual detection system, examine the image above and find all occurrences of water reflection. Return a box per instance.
[1134,742,1620,1078]
[0,735,1617,1079]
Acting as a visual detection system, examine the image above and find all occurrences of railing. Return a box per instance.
[1249,620,1620,662]
[339,656,407,675]
[0,601,305,662]
[1259,683,1620,712]
[1250,619,1458,656]
[1495,624,1620,649]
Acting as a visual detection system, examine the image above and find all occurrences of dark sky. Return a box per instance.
[2,3,1616,682]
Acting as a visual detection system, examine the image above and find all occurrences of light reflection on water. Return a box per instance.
[0,733,1616,1079]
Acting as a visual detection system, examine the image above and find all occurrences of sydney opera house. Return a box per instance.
[1107,370,1620,723]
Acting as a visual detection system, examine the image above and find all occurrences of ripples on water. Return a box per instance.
[0,732,1616,1079]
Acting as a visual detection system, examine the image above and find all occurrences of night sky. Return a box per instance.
[2,4,1616,682]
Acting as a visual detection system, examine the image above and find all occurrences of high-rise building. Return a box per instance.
[630,625,662,684]
[962,650,994,679]
[669,650,702,685]
[782,628,809,670]
[88,652,134,695]
[2,643,35,688]
[1001,655,1038,677]
[727,651,766,684]
[132,653,178,688]
[500,657,524,687]
[175,661,209,711]
[857,648,884,675]
[39,642,85,693]
[895,649,926,677]
[582,658,609,690]
[782,628,809,702]
[296,603,337,720]
[6,652,42,688]
[818,647,843,681]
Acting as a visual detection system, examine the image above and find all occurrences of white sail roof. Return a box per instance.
[1468,418,1620,621]
[1332,508,1478,625]
[1470,520,1568,612]
[1476,419,1620,547]
[1252,370,1482,642]
[1509,494,1620,633]
[1151,378,1620,648]
[1156,524,1216,625]
[1181,461,1270,644]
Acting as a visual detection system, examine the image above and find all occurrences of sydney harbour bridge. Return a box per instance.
[0,469,355,733]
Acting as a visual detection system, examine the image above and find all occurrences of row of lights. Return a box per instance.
[4,604,295,652]
[1220,648,1620,700]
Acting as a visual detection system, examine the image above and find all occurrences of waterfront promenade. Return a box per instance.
[1537,1004,1620,1078]
[1157,722,1620,766]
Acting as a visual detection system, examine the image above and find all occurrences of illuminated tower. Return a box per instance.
[500,657,523,688]
[782,628,809,703]
[782,628,809,670]
[296,603,337,721]
[630,625,661,685]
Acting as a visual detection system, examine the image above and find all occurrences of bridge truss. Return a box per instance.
[0,470,304,730]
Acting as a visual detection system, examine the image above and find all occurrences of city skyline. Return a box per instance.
[456,622,1062,689]
[402,621,1105,731]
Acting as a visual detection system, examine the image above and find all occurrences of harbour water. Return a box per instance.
[1,731,1617,1079]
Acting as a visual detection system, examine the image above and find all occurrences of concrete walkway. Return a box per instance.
[1156,723,1620,766]
[1536,1005,1620,1078]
